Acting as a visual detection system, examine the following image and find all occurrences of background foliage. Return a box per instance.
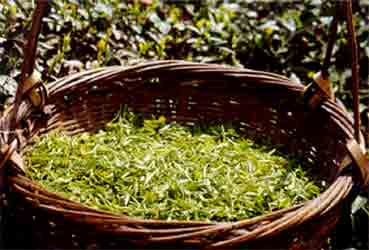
[0,0,368,248]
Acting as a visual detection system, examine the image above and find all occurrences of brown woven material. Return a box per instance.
[0,0,368,249]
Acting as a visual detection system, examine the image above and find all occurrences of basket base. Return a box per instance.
[2,194,343,250]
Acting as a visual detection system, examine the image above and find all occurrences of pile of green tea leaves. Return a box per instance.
[25,111,321,222]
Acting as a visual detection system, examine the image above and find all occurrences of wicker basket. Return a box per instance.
[1,1,368,249]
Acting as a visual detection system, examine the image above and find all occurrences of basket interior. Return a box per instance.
[24,67,351,185]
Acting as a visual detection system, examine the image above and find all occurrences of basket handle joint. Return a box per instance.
[21,69,48,109]
[302,70,334,109]
[342,139,369,189]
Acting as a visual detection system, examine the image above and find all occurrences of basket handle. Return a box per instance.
[313,0,361,144]
[11,0,49,129]
[345,0,361,145]
[304,0,368,187]
[343,0,369,188]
